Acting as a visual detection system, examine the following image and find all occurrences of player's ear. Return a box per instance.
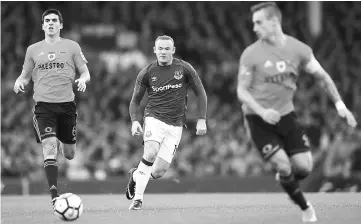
[153,46,156,53]
[172,46,176,54]
[60,23,63,30]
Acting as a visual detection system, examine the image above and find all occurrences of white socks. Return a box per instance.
[133,161,152,201]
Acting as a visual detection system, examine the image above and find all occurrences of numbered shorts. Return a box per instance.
[32,101,77,144]
[143,117,183,163]
[244,112,310,160]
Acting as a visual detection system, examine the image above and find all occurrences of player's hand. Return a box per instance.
[75,78,87,92]
[196,119,207,135]
[260,108,281,125]
[337,106,357,128]
[13,79,26,94]
[131,121,143,136]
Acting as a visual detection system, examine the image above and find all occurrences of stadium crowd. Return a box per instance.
[1,2,360,190]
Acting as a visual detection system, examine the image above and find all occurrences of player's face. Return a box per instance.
[154,39,175,65]
[252,10,275,40]
[42,14,63,37]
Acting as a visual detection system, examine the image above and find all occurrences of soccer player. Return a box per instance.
[126,35,207,210]
[237,2,357,222]
[13,9,90,207]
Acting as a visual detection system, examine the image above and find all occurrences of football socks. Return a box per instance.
[44,158,59,199]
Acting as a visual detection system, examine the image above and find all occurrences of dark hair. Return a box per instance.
[154,35,174,46]
[250,2,282,23]
[42,9,63,24]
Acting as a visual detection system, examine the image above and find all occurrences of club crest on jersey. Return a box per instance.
[48,52,56,61]
[145,131,152,137]
[174,70,183,80]
[276,61,286,72]
[151,77,157,82]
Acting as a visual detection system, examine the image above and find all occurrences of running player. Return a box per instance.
[13,9,90,207]
[237,2,357,222]
[126,35,207,210]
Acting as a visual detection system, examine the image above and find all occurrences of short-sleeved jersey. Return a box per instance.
[239,35,312,115]
[23,38,88,103]
[132,58,206,126]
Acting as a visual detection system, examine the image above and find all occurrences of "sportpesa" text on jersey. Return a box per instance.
[151,83,182,92]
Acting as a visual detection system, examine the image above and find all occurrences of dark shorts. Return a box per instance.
[245,112,310,160]
[32,101,77,144]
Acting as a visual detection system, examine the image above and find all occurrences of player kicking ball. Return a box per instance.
[126,35,208,210]
[13,9,90,208]
[237,2,357,222]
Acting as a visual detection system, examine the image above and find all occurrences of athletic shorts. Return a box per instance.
[143,116,183,163]
[32,101,77,144]
[245,112,310,160]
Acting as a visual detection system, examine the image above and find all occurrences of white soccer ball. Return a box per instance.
[54,193,83,221]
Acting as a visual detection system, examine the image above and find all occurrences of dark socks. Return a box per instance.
[44,159,59,199]
[279,173,309,210]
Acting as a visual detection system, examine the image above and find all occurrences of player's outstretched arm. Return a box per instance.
[304,54,357,127]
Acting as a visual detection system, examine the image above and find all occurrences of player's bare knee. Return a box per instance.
[298,162,313,174]
[151,156,171,179]
[143,141,159,162]
[42,137,58,160]
[269,151,292,176]
[291,152,313,180]
[294,163,313,180]
[63,144,75,160]
[64,150,75,160]
[143,149,158,162]
[272,160,292,176]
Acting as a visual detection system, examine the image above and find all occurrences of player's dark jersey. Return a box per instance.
[239,35,312,115]
[22,38,88,103]
[129,58,207,127]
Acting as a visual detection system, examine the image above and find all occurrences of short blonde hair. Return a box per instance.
[154,35,174,46]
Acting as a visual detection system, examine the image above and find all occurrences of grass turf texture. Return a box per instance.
[2,193,360,224]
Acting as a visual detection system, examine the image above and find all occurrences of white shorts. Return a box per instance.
[143,117,183,163]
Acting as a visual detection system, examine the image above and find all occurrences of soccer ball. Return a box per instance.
[53,193,83,221]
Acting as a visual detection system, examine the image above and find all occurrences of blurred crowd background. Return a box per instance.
[1,1,361,192]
